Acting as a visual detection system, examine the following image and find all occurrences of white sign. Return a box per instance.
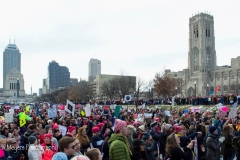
[85,104,91,117]
[228,108,238,119]
[15,106,20,109]
[48,107,57,118]
[164,110,171,116]
[66,99,75,116]
[59,110,66,116]
[58,125,67,136]
[5,113,13,123]
[9,109,14,114]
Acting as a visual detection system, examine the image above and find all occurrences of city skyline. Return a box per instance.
[0,1,239,94]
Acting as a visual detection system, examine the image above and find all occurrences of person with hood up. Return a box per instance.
[109,119,131,160]
[206,126,224,160]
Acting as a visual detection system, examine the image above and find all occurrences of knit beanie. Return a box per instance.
[68,126,76,133]
[209,126,217,134]
[92,127,100,133]
[114,119,127,132]
[52,152,68,160]
[142,132,150,141]
[174,126,183,133]
[164,124,172,130]
[44,133,52,139]
[45,125,52,133]
[28,136,37,144]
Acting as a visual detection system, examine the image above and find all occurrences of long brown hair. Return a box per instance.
[76,126,90,146]
[222,125,230,135]
[165,133,180,153]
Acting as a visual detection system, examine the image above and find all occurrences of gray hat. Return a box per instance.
[45,125,52,133]
[28,136,37,144]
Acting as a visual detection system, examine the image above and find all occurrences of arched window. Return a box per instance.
[193,47,199,71]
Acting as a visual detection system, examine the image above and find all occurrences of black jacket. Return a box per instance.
[206,134,222,160]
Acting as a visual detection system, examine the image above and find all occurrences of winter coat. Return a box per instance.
[41,142,58,154]
[91,135,103,149]
[178,132,198,148]
[28,144,44,160]
[220,133,234,157]
[8,149,22,160]
[166,146,192,160]
[109,134,131,160]
[144,140,157,160]
[206,134,222,160]
[0,149,14,160]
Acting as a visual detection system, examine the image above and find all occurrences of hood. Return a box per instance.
[108,133,126,144]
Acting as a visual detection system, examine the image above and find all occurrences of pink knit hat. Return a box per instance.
[44,133,52,139]
[174,126,183,133]
[52,123,59,130]
[68,126,76,133]
[114,119,127,132]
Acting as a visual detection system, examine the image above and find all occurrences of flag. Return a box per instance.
[124,95,131,102]
[80,110,85,117]
[19,112,26,127]
[36,104,39,117]
[215,85,220,93]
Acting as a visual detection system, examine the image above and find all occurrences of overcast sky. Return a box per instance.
[0,0,239,95]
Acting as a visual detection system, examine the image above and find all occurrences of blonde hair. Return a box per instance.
[76,126,90,146]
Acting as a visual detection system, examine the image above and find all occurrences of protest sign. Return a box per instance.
[228,108,238,119]
[85,104,91,117]
[9,109,14,114]
[59,110,66,116]
[48,107,57,118]
[4,113,13,123]
[58,125,67,136]
[66,99,75,116]
[114,106,121,117]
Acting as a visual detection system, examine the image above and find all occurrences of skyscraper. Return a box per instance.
[3,42,21,91]
[48,60,70,92]
[88,59,101,82]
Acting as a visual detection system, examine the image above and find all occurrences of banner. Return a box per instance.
[124,95,131,102]
[85,104,91,117]
[48,107,57,118]
[66,99,75,116]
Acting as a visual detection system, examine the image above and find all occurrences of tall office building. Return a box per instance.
[3,42,21,91]
[48,60,70,92]
[88,59,101,82]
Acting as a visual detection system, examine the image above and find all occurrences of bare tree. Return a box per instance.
[101,77,119,100]
[153,71,177,98]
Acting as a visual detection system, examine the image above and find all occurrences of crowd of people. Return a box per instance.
[0,102,239,160]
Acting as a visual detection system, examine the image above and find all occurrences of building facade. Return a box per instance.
[167,12,240,97]
[3,43,21,91]
[4,68,25,97]
[92,74,136,100]
[48,60,70,93]
[88,59,101,83]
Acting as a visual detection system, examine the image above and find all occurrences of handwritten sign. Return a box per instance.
[5,113,13,123]
[48,107,57,118]
[59,110,65,116]
[85,104,91,117]
[58,125,67,136]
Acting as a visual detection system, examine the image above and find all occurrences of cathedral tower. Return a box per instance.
[188,12,216,75]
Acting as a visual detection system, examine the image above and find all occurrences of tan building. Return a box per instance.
[167,12,240,97]
[92,74,136,100]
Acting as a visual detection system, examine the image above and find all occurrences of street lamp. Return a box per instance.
[194,81,197,98]
[17,78,20,103]
[175,87,178,96]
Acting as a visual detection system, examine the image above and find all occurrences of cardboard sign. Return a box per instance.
[58,125,67,136]
[228,108,238,119]
[48,107,57,118]
[85,104,91,117]
[5,113,13,123]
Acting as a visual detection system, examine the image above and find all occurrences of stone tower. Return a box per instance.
[188,12,216,75]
